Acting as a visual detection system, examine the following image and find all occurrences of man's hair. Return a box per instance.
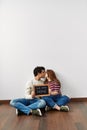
[33,66,45,76]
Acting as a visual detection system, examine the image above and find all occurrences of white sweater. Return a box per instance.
[25,79,44,99]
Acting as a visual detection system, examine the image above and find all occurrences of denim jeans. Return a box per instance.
[42,94,70,108]
[10,98,46,115]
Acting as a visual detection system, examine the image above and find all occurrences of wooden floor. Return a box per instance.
[0,102,87,130]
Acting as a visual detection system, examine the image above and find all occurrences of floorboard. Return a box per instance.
[0,102,87,130]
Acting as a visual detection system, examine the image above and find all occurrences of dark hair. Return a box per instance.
[33,66,45,76]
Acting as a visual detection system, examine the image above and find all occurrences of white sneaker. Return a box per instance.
[16,109,19,115]
[16,109,24,116]
[32,109,42,116]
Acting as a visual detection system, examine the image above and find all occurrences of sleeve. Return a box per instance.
[24,80,33,99]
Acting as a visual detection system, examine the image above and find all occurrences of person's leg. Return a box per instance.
[43,95,70,112]
[26,99,46,116]
[10,98,46,115]
[42,96,57,108]
[54,95,70,112]
[56,95,70,106]
[10,98,33,115]
[10,98,28,107]
[50,95,61,110]
[27,99,46,110]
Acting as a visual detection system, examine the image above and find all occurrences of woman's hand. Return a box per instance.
[50,91,58,95]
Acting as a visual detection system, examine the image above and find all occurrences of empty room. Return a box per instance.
[0,0,87,130]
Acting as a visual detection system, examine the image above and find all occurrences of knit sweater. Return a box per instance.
[48,81,61,94]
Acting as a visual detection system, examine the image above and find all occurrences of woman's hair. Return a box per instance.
[46,69,61,86]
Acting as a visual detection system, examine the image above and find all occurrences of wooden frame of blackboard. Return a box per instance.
[34,84,50,97]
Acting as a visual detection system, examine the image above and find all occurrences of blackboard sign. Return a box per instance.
[34,84,49,96]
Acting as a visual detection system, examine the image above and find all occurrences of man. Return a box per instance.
[10,66,46,116]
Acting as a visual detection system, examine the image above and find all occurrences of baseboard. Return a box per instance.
[0,98,87,104]
[0,100,10,104]
[70,97,87,102]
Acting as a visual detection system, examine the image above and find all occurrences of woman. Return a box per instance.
[42,69,70,112]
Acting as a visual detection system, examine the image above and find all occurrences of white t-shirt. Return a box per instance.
[25,79,44,99]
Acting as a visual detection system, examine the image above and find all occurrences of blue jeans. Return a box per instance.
[10,98,46,115]
[42,94,70,108]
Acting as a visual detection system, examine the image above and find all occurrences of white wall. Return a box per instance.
[0,0,87,100]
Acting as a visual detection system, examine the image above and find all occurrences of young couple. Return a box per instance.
[10,66,70,116]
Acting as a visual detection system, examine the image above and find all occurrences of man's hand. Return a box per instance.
[31,91,35,98]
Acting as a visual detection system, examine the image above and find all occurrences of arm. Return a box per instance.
[25,80,35,99]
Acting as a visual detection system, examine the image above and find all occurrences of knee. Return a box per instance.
[10,99,16,106]
[10,100,13,106]
[42,96,49,101]
[39,99,46,107]
[40,99,46,105]
[64,95,70,102]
